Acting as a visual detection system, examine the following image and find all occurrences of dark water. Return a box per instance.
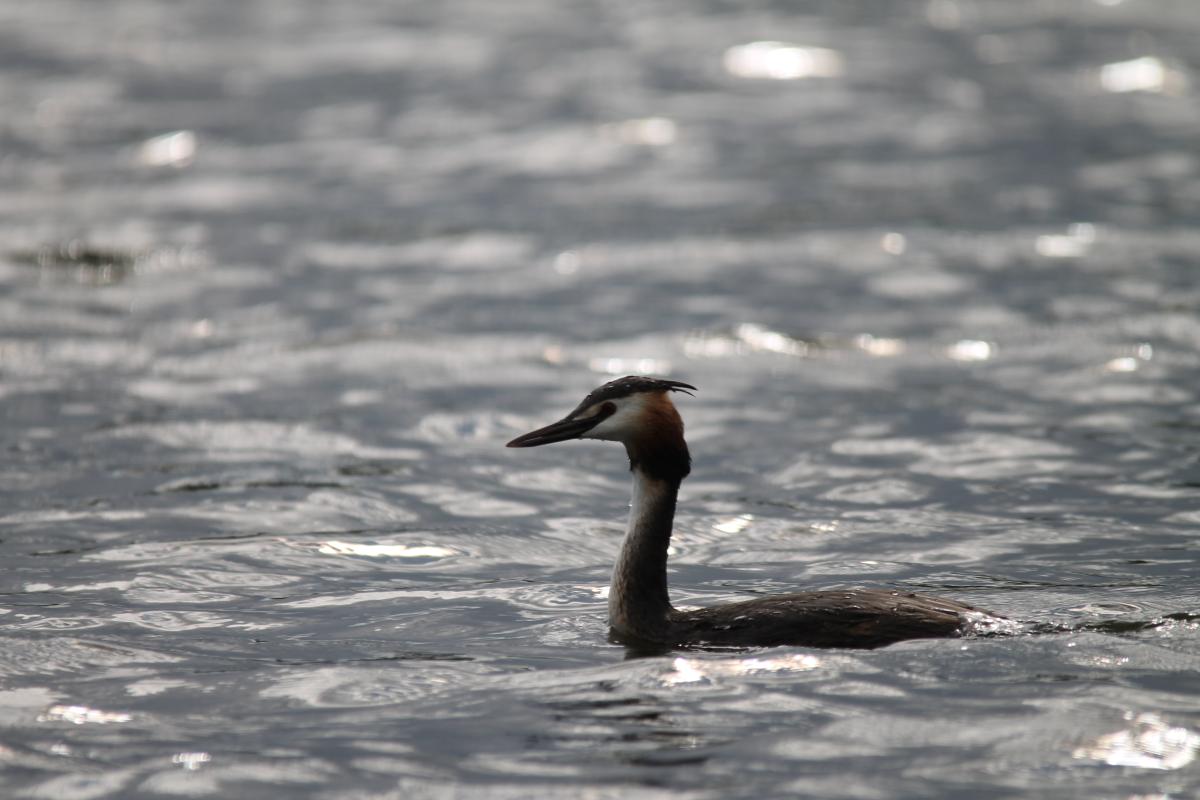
[3,0,1200,797]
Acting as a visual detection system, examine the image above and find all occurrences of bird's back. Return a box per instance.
[668,589,982,649]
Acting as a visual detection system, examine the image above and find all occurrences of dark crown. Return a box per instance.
[569,376,696,417]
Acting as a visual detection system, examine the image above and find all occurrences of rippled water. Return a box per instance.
[2,0,1200,797]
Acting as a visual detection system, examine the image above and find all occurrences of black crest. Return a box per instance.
[569,375,697,417]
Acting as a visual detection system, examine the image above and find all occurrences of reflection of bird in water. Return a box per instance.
[508,376,1004,649]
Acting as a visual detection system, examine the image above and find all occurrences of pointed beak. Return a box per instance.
[506,415,598,448]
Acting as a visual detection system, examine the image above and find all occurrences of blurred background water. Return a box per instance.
[2,0,1200,797]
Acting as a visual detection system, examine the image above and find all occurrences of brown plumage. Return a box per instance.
[625,392,691,482]
[667,590,979,649]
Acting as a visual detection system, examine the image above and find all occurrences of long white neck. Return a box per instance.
[608,468,679,641]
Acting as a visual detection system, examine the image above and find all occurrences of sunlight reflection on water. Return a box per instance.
[38,705,133,725]
[724,41,845,80]
[1074,712,1200,770]
[317,541,458,559]
[663,654,822,686]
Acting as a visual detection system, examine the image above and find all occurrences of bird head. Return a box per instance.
[507,375,695,480]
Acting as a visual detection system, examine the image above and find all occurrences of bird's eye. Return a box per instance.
[599,402,617,417]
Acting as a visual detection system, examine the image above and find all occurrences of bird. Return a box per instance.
[507,375,1004,649]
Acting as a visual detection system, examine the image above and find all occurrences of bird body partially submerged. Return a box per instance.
[668,590,979,649]
[508,376,1001,650]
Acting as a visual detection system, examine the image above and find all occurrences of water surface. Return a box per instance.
[2,1,1199,797]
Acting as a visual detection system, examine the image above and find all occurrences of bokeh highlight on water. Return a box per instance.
[1,1,1199,797]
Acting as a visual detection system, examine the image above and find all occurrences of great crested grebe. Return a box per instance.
[508,375,1003,649]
